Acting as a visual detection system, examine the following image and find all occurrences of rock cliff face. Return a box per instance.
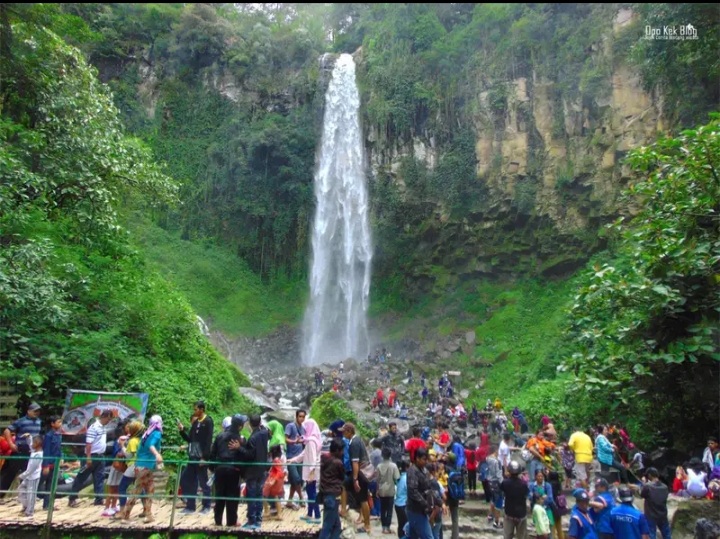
[363,10,665,280]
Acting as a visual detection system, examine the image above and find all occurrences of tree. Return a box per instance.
[561,116,720,446]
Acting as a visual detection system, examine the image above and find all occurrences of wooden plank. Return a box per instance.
[0,494,322,537]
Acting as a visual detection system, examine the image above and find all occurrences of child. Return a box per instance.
[40,416,62,510]
[263,444,287,521]
[377,447,400,534]
[561,443,575,489]
[427,463,445,539]
[102,421,128,516]
[18,435,43,517]
[533,489,551,539]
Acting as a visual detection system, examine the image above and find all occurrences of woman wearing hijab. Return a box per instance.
[267,420,287,453]
[209,414,244,526]
[117,415,163,523]
[222,417,232,431]
[287,417,322,523]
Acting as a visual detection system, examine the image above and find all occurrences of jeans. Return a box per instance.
[647,518,672,539]
[69,455,105,504]
[468,469,477,492]
[38,467,54,509]
[431,517,442,539]
[449,504,459,539]
[320,495,342,539]
[370,480,381,517]
[380,496,394,528]
[396,505,408,538]
[245,476,265,525]
[181,461,211,510]
[306,480,320,519]
[407,509,434,539]
[529,459,545,480]
[118,475,135,507]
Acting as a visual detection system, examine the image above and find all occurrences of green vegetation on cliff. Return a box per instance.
[0,11,257,440]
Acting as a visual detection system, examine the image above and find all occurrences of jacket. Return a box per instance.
[238,426,269,480]
[180,415,214,460]
[381,432,406,464]
[209,431,243,470]
[407,463,433,514]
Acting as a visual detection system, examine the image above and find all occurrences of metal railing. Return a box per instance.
[0,454,322,538]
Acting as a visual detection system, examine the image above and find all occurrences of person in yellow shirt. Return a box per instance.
[116,420,143,515]
[568,429,594,489]
[494,398,502,411]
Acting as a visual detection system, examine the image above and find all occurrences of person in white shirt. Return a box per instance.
[69,410,113,507]
[18,435,43,517]
[498,432,512,470]
[686,468,708,498]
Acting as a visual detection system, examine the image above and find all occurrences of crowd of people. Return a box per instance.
[1,387,719,539]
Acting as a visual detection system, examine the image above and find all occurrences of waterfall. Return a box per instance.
[301,54,372,366]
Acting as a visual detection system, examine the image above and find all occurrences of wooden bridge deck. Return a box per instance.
[0,496,321,537]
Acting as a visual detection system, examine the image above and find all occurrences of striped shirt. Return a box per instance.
[85,420,107,455]
[8,416,42,451]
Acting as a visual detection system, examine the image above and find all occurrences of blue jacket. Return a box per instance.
[451,442,466,468]
[595,435,614,466]
[610,503,650,539]
[42,430,62,467]
[590,491,615,533]
[528,480,554,508]
[569,507,598,539]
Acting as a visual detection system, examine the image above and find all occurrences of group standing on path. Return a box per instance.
[0,366,718,539]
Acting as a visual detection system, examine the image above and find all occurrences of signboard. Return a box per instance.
[61,390,149,436]
[448,371,461,376]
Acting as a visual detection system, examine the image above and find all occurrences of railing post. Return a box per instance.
[168,461,184,533]
[43,456,61,539]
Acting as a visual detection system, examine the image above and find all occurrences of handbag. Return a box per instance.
[188,442,203,460]
[360,461,376,482]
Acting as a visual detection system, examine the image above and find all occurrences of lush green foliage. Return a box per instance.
[0,17,256,438]
[628,4,720,127]
[560,117,720,446]
[310,391,374,440]
[126,215,305,336]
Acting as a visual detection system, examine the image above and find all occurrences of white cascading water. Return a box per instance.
[302,53,372,366]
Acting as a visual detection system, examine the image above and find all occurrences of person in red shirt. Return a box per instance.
[388,389,396,409]
[434,423,451,454]
[465,442,479,494]
[405,428,426,463]
[376,388,385,408]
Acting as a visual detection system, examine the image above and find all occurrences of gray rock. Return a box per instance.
[465,330,476,345]
[241,387,278,412]
[265,409,297,426]
[348,400,367,414]
[460,390,470,399]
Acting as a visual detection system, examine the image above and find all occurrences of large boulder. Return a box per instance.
[671,499,720,539]
[265,409,297,426]
[240,387,278,412]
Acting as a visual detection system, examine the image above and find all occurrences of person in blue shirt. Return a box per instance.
[589,478,615,539]
[39,416,63,510]
[568,490,599,539]
[610,488,651,539]
[450,436,466,470]
[395,461,408,539]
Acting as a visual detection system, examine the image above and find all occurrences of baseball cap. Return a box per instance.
[594,478,609,489]
[575,490,590,502]
[508,460,522,474]
[27,403,41,412]
[618,487,634,503]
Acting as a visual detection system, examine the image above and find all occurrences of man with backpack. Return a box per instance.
[446,460,464,539]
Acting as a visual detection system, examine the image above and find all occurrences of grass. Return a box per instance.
[374,273,578,414]
[124,214,306,337]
